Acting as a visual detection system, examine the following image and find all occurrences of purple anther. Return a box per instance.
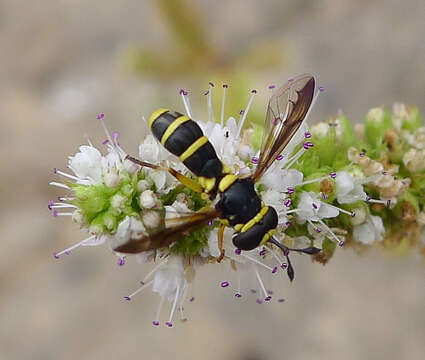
[204,90,209,96]
[278,298,285,303]
[272,266,278,274]
[318,86,324,92]
[251,156,259,164]
[152,321,159,326]
[53,253,60,259]
[179,89,188,96]
[65,251,70,255]
[235,293,242,298]
[53,168,58,174]
[304,131,312,138]
[264,296,272,302]
[366,195,371,202]
[268,85,276,90]
[102,139,109,145]
[118,258,125,267]
[112,131,120,140]
[386,199,391,207]
[330,172,337,179]
[306,141,314,148]
[303,143,310,150]
[97,113,105,120]
[140,281,145,285]
[382,171,388,175]
[223,84,228,88]
[48,200,54,210]
[208,219,214,226]
[251,89,257,94]
[209,82,214,87]
[221,281,229,288]
[189,297,195,302]
[239,109,245,115]
[351,211,356,217]
[315,228,322,233]
[259,249,266,256]
[250,289,257,294]
[284,199,292,207]
[288,77,294,82]
[124,296,131,301]
[322,193,328,200]
[235,248,241,255]
[165,322,173,327]
[276,154,283,161]
[272,117,280,125]
[338,241,345,247]
[256,298,263,304]
[312,203,318,209]
[287,187,295,194]
[53,210,58,217]
[281,263,288,269]
[283,249,290,257]
[285,221,292,227]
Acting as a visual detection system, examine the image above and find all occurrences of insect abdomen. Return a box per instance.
[148,109,223,179]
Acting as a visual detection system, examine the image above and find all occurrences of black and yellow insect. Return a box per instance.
[115,74,321,281]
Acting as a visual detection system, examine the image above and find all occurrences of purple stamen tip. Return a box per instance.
[338,241,345,247]
[285,221,292,227]
[221,281,229,288]
[276,154,283,161]
[165,322,173,327]
[112,131,119,139]
[189,296,195,302]
[259,250,266,257]
[306,141,314,148]
[315,228,322,233]
[386,199,391,207]
[102,139,109,145]
[53,210,58,217]
[303,143,309,150]
[265,296,272,302]
[223,84,228,88]
[281,262,287,269]
[118,258,125,266]
[284,199,292,207]
[351,211,356,217]
[204,90,209,96]
[382,171,388,175]
[140,281,145,285]
[318,86,324,92]
[209,82,214,87]
[53,168,57,174]
[268,85,276,89]
[312,203,318,209]
[272,266,278,274]
[287,187,295,194]
[239,109,245,115]
[366,196,371,202]
[152,321,159,326]
[65,251,70,255]
[304,131,312,138]
[208,219,214,226]
[251,89,257,94]
[235,293,242,298]
[53,253,60,259]
[278,298,285,303]
[251,157,259,164]
[124,296,131,301]
[97,113,105,120]
[288,78,294,82]
[330,172,337,179]
[256,298,263,304]
[322,193,328,200]
[235,248,241,255]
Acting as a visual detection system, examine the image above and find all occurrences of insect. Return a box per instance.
[115,74,321,281]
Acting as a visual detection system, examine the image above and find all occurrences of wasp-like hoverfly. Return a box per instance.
[114,74,321,281]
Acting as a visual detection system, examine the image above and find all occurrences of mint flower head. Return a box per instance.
[49,80,424,326]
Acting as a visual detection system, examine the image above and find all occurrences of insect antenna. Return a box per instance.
[268,237,321,282]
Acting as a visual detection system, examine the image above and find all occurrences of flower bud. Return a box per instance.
[365,107,391,145]
[104,172,121,188]
[137,179,150,192]
[111,194,126,210]
[142,210,162,229]
[123,158,140,174]
[350,207,366,225]
[139,190,157,209]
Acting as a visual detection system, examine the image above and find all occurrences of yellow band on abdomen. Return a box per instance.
[148,108,169,128]
[218,174,238,193]
[161,115,190,145]
[179,136,208,162]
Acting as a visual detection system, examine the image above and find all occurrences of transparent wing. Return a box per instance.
[113,209,219,254]
[251,74,315,181]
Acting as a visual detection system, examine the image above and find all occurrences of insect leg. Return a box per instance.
[125,155,203,193]
[216,223,226,263]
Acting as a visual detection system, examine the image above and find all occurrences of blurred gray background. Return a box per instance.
[1,1,425,359]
